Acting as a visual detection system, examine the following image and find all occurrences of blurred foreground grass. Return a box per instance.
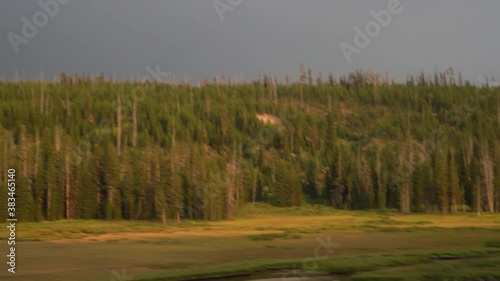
[6,203,500,241]
[0,204,499,281]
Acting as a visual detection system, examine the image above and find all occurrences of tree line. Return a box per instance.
[0,69,499,222]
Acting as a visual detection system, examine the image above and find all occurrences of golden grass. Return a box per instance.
[0,210,499,281]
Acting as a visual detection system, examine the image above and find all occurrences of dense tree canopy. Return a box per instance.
[0,70,499,221]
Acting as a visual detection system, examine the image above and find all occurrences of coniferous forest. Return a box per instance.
[1,69,499,222]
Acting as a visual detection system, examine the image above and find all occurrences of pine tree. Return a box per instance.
[275,160,302,206]
[65,150,71,218]
[79,157,99,219]
[153,152,167,223]
[116,93,122,155]
[435,147,449,214]
[103,141,121,220]
[357,151,374,209]
[495,143,500,212]
[325,111,337,162]
[413,164,426,212]
[376,147,387,210]
[0,129,8,222]
[166,125,183,222]
[16,174,36,221]
[448,151,460,213]
[396,144,413,214]
[303,158,319,202]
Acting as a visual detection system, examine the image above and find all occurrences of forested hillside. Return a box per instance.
[1,70,499,222]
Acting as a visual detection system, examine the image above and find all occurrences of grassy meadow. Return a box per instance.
[1,204,500,281]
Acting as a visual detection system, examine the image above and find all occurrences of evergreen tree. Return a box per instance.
[303,158,319,202]
[448,151,461,213]
[103,141,121,220]
[275,160,302,207]
[434,147,449,213]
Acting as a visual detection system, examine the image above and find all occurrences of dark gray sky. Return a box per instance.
[1,0,499,83]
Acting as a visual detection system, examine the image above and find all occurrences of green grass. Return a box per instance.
[135,238,176,245]
[129,249,500,281]
[485,241,500,248]
[3,204,499,242]
[127,259,304,281]
[316,252,433,274]
[247,232,289,240]
[1,207,499,281]
[350,255,500,281]
[246,232,302,241]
